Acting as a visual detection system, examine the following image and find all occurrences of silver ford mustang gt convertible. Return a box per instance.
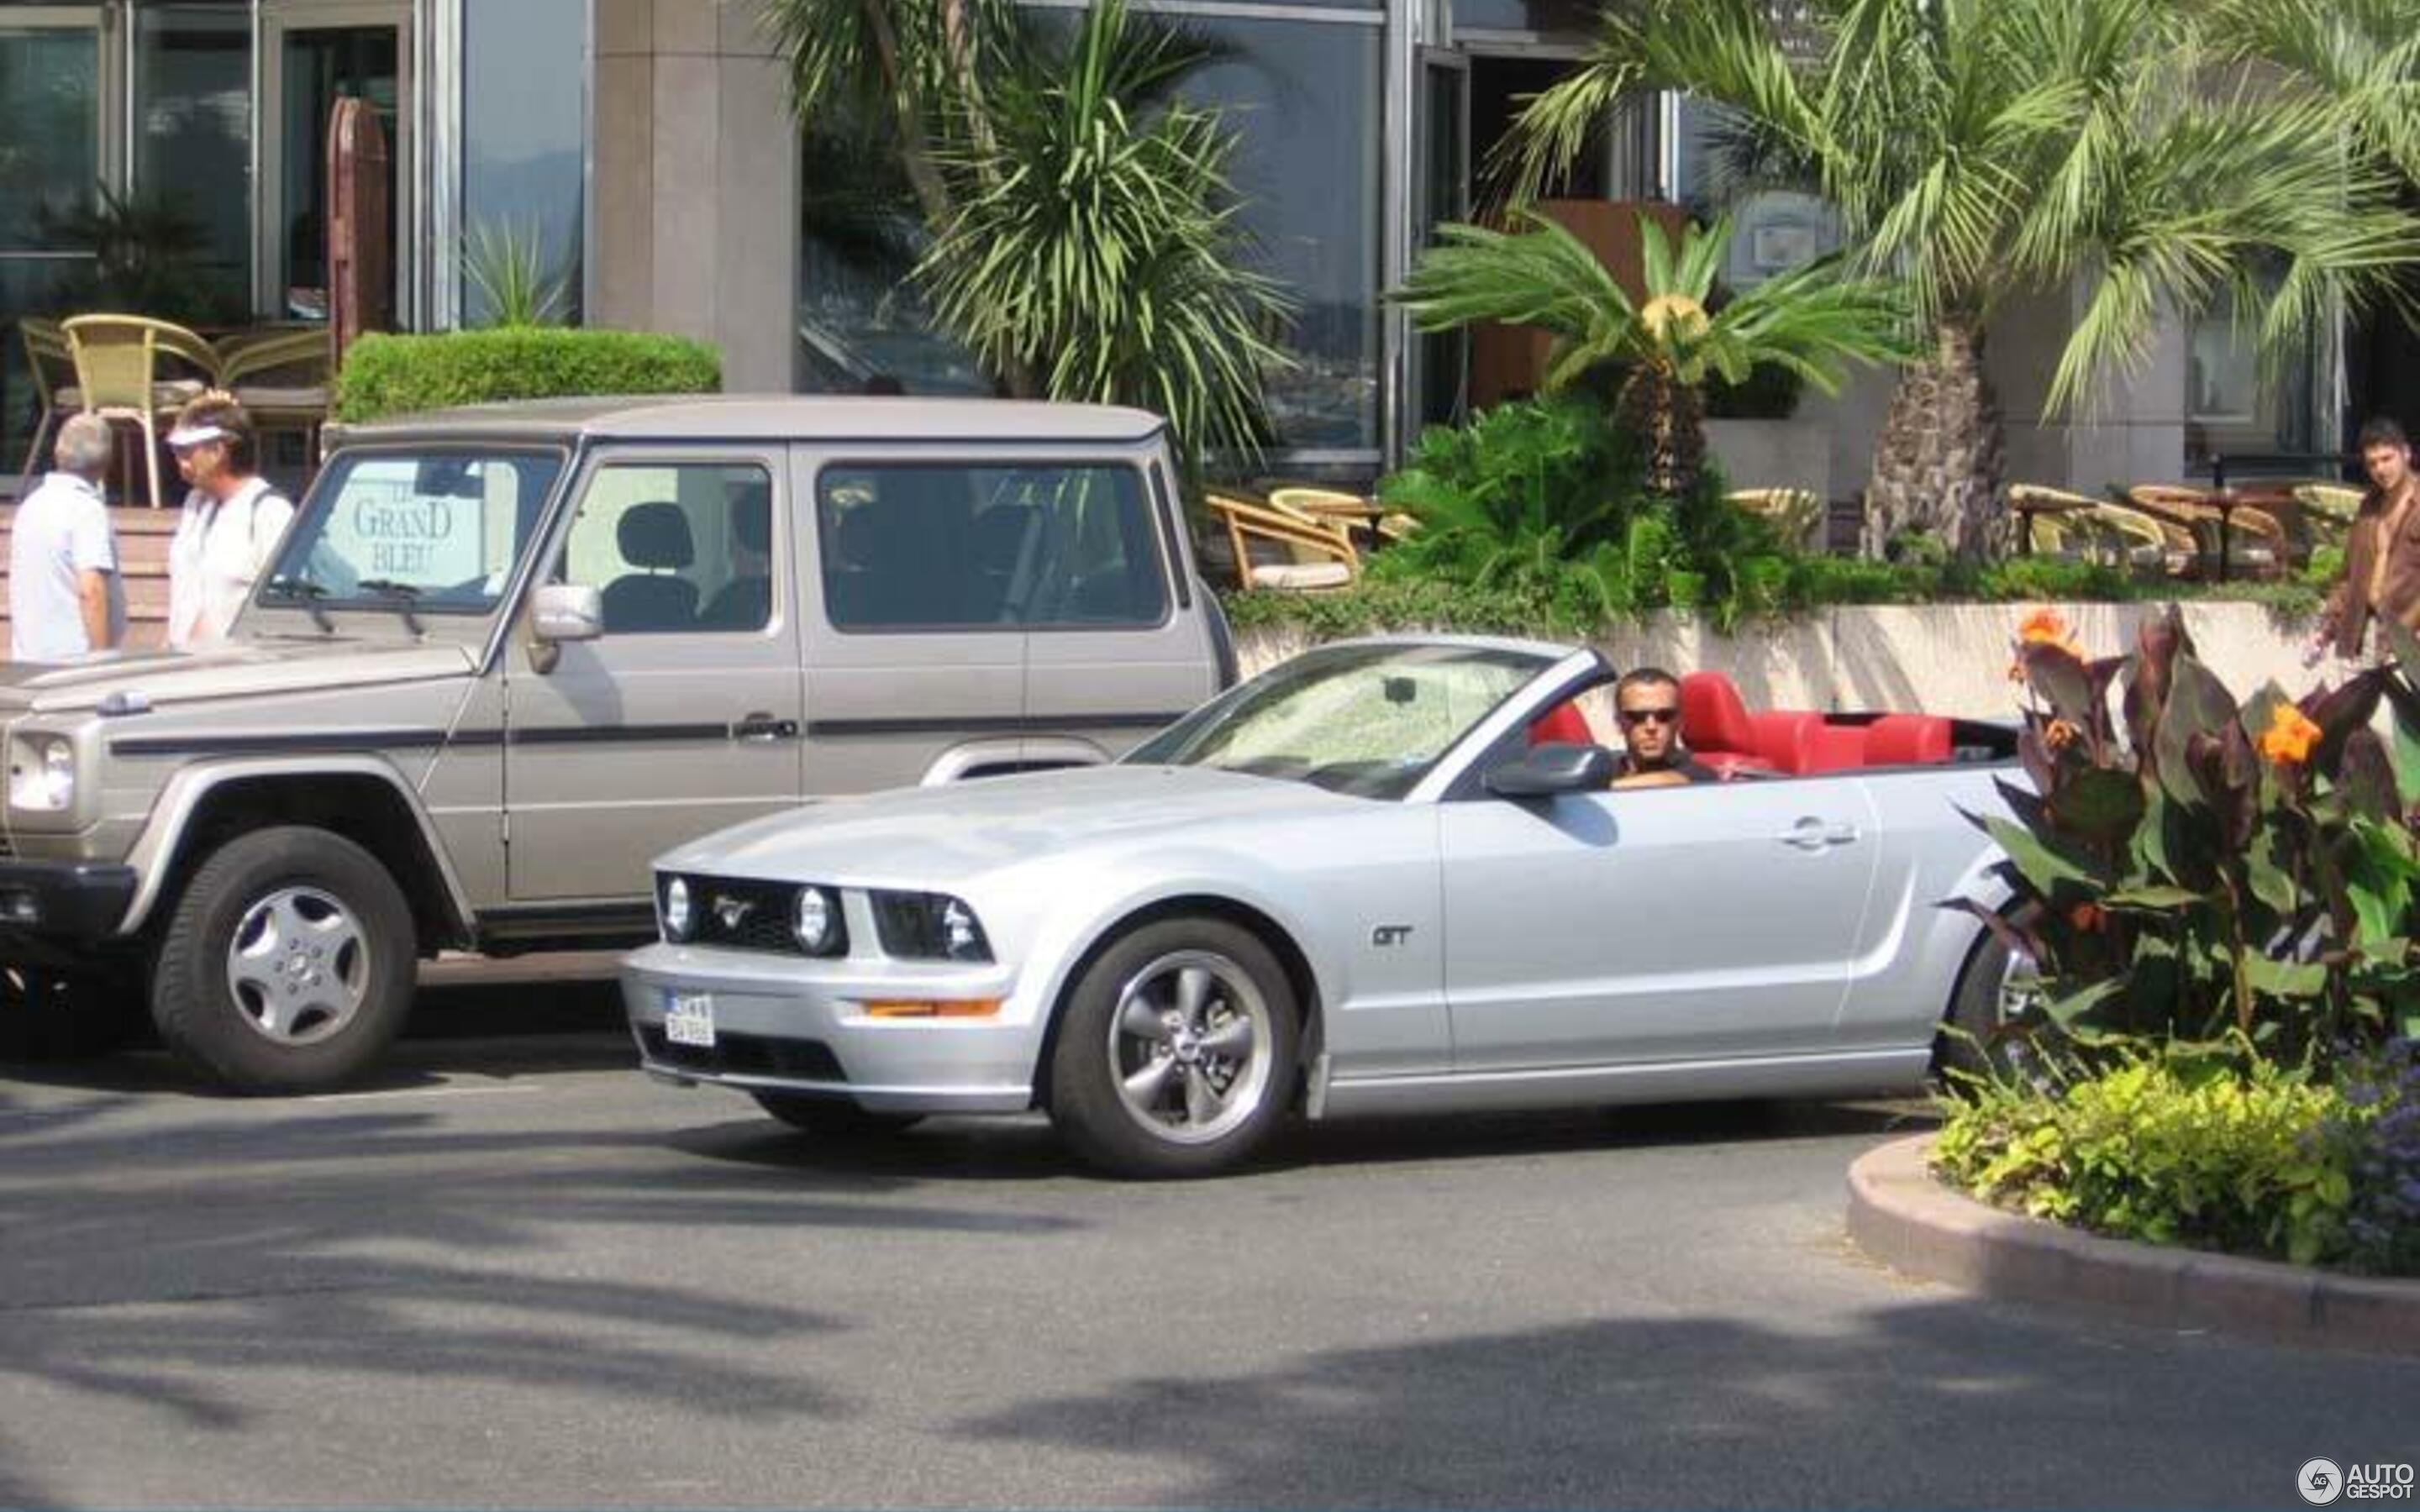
[622,636,2025,1176]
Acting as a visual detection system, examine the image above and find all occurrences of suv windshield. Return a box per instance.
[1126,643,1554,799]
[261,448,567,616]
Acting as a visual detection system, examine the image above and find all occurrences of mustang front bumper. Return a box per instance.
[619,942,1040,1114]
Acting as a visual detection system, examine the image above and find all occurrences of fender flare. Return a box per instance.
[115,754,477,938]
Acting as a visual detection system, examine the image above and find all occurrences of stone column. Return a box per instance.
[592,0,799,391]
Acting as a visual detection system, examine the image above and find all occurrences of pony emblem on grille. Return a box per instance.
[713,895,756,931]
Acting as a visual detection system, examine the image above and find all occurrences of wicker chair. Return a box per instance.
[15,317,82,496]
[60,314,222,508]
[1265,484,1419,545]
[1725,486,1826,552]
[1205,491,1360,591]
[2007,484,2188,575]
[2293,483,2363,554]
[2122,482,2286,578]
[218,326,334,462]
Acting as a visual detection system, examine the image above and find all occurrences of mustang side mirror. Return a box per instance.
[531,582,604,644]
[1486,742,1614,799]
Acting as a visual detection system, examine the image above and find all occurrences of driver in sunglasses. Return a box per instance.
[1611,666,1716,789]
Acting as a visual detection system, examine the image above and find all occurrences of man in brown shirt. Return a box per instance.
[2317,417,2420,660]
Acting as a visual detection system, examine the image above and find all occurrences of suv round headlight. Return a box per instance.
[793,885,838,954]
[662,877,693,942]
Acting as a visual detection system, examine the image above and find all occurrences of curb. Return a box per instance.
[1847,1135,2420,1357]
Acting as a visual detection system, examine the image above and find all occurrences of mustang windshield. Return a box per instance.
[1128,643,1555,799]
[260,448,567,617]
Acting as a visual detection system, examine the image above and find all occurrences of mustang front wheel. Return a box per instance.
[1050,917,1299,1178]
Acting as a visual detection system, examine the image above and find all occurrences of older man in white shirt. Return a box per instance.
[164,393,295,650]
[9,412,127,661]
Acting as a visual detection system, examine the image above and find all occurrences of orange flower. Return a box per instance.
[2070,903,2106,933]
[2044,718,2081,751]
[2259,703,2323,766]
[2018,607,2071,645]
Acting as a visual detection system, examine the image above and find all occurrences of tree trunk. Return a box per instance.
[1863,321,2006,560]
[1616,365,1706,501]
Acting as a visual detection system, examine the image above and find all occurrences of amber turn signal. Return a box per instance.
[860,998,1004,1020]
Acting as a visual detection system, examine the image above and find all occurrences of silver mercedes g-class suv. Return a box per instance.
[0,396,1233,1090]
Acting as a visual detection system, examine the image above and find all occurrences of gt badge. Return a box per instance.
[1371,925,1413,948]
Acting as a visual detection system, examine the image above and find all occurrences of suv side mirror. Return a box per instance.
[530,583,603,643]
[1486,742,1614,799]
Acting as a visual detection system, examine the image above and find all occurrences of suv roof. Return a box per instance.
[339,394,1168,446]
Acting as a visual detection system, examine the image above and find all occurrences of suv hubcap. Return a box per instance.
[227,886,370,1045]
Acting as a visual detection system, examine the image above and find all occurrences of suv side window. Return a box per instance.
[818,461,1166,631]
[557,462,775,634]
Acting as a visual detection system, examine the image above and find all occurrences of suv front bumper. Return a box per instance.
[0,859,138,966]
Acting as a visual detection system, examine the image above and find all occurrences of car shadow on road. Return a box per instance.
[955,1303,2420,1508]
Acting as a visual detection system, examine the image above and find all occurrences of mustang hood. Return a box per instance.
[0,637,476,715]
[661,765,1369,888]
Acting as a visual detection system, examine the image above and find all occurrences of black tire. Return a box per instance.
[1933,925,2033,1088]
[150,826,418,1093]
[747,1091,923,1138]
[1048,916,1300,1179]
[0,968,145,1062]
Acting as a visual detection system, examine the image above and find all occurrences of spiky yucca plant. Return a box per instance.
[1395,211,1904,500]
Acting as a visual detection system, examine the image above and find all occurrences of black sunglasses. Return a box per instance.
[1618,706,1680,727]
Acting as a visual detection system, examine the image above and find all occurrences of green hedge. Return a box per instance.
[334,328,722,423]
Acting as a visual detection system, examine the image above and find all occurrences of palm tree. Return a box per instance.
[1394,210,1905,500]
[918,0,1292,465]
[1507,0,2420,559]
[762,0,1287,466]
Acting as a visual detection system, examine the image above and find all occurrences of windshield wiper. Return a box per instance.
[351,579,426,636]
[260,575,335,633]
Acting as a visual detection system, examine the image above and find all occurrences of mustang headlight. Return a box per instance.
[792,885,844,956]
[871,891,993,963]
[660,876,693,942]
[8,735,75,812]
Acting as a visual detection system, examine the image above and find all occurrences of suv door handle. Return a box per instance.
[733,713,799,742]
[1777,816,1859,850]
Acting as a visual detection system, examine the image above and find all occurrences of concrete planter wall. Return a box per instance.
[1235,600,2323,721]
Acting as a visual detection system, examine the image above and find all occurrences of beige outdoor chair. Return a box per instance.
[1266,484,1419,545]
[2293,483,2362,555]
[15,317,82,496]
[1726,486,1825,552]
[2007,484,2187,575]
[219,326,334,461]
[2122,482,2286,578]
[60,313,222,508]
[1206,491,1360,591]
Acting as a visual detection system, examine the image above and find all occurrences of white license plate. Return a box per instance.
[664,991,716,1048]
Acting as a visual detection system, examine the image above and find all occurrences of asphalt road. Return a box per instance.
[0,980,2412,1510]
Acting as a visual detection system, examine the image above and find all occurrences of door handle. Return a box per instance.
[1776,816,1859,850]
[733,712,799,742]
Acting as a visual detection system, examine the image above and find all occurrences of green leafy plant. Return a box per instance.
[1394,212,1903,501]
[1932,1035,2378,1268]
[918,0,1292,470]
[1965,603,2420,1067]
[461,218,574,328]
[34,182,239,326]
[333,329,720,423]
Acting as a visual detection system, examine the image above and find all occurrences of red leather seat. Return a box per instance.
[1528,699,1594,747]
[1678,672,1779,778]
[1866,713,1954,766]
[1802,722,1871,774]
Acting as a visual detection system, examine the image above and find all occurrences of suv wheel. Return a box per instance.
[150,826,418,1093]
[1048,916,1299,1178]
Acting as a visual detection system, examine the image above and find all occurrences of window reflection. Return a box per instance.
[463,0,587,325]
[136,3,250,318]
